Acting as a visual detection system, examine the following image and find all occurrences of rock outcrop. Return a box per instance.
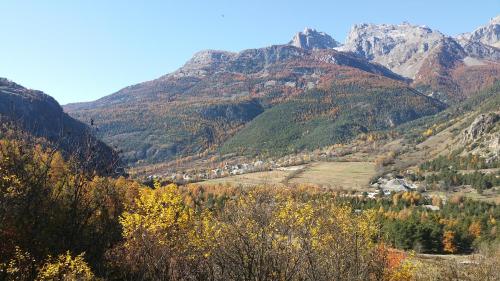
[0,78,122,175]
[337,22,447,78]
[289,28,340,50]
[462,112,500,162]
[458,15,500,48]
[463,113,499,143]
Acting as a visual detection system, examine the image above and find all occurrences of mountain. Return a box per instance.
[338,19,500,103]
[289,28,340,50]
[337,22,447,79]
[66,45,403,110]
[0,78,121,174]
[412,37,500,102]
[458,15,500,48]
[220,74,445,156]
[65,30,445,166]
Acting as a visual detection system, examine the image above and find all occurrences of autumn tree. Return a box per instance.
[37,252,95,281]
[108,181,206,280]
[443,230,458,253]
[110,186,403,281]
[0,127,137,277]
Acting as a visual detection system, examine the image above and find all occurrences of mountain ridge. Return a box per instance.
[65,44,405,111]
[0,78,121,175]
[64,42,442,165]
[337,19,500,103]
[63,17,499,166]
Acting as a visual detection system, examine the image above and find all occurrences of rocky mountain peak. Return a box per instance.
[172,50,236,77]
[458,14,500,48]
[185,50,236,67]
[490,15,500,25]
[337,22,446,78]
[289,28,340,50]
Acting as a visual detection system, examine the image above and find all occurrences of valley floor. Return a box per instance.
[200,161,376,191]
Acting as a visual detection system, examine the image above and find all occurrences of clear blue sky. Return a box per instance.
[1,0,498,105]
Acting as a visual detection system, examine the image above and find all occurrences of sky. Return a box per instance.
[0,0,498,105]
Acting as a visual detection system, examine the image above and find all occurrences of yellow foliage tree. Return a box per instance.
[36,252,94,281]
[120,182,192,240]
[468,221,482,239]
[0,247,37,281]
[422,128,433,137]
[116,181,201,280]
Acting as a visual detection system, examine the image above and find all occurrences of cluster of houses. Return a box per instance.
[210,160,268,177]
[161,160,274,183]
[145,143,367,185]
[158,149,339,184]
[367,174,420,199]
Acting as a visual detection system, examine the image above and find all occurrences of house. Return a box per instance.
[373,177,419,193]
[212,168,223,177]
[423,205,440,211]
[254,160,264,167]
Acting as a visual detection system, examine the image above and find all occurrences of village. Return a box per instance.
[145,142,431,203]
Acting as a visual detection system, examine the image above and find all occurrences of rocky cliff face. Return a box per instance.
[171,46,309,78]
[335,19,500,103]
[459,40,500,62]
[288,28,340,50]
[172,50,237,77]
[338,18,500,77]
[458,15,500,48]
[462,112,500,163]
[0,78,121,175]
[463,113,499,143]
[456,15,500,63]
[337,22,447,78]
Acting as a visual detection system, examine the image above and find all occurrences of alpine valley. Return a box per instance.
[60,16,500,172]
[1,9,500,281]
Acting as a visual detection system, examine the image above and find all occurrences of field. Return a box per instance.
[289,161,376,190]
[200,161,376,191]
[198,170,290,186]
[427,189,500,204]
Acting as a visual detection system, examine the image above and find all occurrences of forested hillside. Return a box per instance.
[222,76,445,156]
[65,46,444,166]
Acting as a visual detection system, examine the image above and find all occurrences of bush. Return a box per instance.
[37,252,95,281]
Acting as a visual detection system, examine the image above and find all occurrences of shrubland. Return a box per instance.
[0,128,498,280]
